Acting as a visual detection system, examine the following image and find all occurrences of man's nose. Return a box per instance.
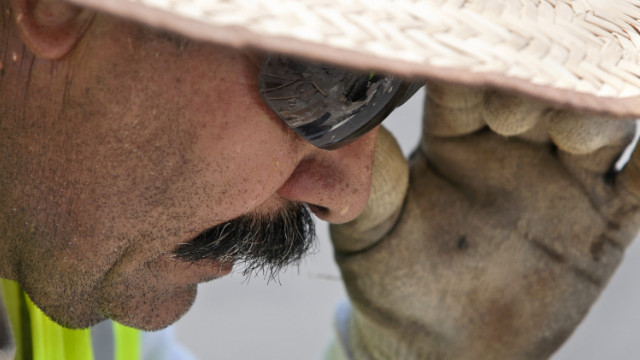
[277,128,380,224]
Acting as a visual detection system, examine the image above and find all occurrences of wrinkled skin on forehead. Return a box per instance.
[332,83,640,359]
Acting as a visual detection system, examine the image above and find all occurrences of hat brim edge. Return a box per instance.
[67,0,640,119]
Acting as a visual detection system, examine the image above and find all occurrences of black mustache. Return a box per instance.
[173,204,315,279]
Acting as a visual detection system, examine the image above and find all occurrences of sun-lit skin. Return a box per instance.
[0,1,378,330]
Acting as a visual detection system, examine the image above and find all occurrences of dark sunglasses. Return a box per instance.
[258,55,423,150]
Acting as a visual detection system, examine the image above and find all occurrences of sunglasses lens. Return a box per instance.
[258,56,419,150]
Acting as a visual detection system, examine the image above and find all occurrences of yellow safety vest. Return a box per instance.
[1,279,140,360]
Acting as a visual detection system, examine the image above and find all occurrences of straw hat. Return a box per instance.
[66,0,640,118]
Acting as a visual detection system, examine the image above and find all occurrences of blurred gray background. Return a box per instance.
[173,90,640,360]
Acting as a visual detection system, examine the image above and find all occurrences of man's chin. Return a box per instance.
[33,303,107,330]
[99,284,198,331]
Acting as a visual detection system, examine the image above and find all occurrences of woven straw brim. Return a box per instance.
[67,0,640,118]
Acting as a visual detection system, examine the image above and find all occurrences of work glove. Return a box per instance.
[330,82,640,360]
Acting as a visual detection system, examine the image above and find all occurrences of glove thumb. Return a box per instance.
[330,126,409,253]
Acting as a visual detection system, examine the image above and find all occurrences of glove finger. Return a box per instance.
[548,111,636,155]
[422,82,485,137]
[482,91,546,136]
[330,126,408,253]
[547,111,637,205]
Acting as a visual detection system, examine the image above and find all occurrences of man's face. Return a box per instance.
[0,13,377,330]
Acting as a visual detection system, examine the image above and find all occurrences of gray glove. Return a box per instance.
[330,82,640,360]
